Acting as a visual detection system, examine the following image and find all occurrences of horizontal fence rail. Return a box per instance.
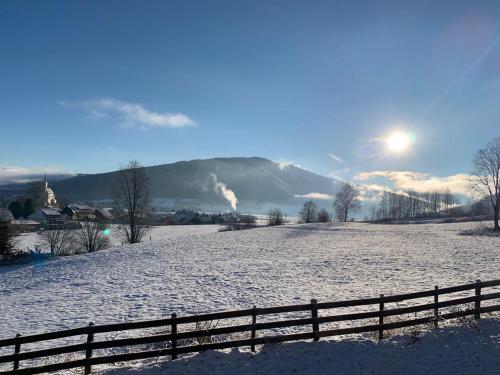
[1,279,499,374]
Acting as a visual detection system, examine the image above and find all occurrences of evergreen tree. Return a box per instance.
[23,199,34,218]
[8,201,23,219]
[0,220,13,256]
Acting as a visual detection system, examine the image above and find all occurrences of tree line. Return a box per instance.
[371,188,459,221]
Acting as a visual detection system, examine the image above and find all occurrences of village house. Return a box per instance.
[61,205,96,221]
[29,208,64,226]
[94,208,114,222]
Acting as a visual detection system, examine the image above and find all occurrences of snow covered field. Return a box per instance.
[12,224,222,251]
[1,221,500,372]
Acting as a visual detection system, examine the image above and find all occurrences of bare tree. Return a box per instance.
[114,161,151,244]
[470,137,500,230]
[77,219,110,253]
[267,208,286,226]
[334,183,361,222]
[317,208,331,223]
[299,201,317,223]
[41,224,73,256]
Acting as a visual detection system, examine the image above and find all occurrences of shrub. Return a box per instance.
[317,208,331,222]
[268,208,286,226]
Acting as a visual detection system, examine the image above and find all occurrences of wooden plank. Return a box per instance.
[0,342,88,364]
[0,327,88,348]
[317,310,380,324]
[480,291,500,301]
[437,282,479,295]
[90,317,174,334]
[317,297,380,310]
[479,304,500,314]
[318,295,477,326]
[381,289,435,303]
[478,279,500,288]
[174,309,254,324]
[256,303,312,315]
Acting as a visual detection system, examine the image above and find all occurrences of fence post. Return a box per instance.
[475,279,481,320]
[171,313,177,360]
[378,294,384,340]
[84,322,94,375]
[434,285,439,328]
[13,333,21,370]
[251,305,257,352]
[311,299,319,342]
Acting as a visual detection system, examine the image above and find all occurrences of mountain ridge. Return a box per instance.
[1,157,343,212]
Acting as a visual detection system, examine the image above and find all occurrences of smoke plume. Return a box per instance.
[209,173,238,210]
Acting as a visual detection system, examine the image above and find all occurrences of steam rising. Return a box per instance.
[209,173,238,210]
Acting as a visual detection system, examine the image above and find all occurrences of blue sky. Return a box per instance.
[1,0,500,194]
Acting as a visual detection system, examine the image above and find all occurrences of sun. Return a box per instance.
[386,131,413,153]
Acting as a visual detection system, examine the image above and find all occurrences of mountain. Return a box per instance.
[42,157,342,212]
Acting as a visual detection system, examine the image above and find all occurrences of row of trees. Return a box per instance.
[371,188,459,221]
[7,199,34,219]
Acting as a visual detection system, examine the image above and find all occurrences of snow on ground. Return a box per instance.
[103,319,500,375]
[1,221,500,371]
[12,224,221,251]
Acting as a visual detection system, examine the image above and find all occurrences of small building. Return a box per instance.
[29,208,64,225]
[0,208,14,223]
[61,205,96,221]
[94,208,114,222]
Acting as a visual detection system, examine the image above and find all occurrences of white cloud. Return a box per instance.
[294,192,334,200]
[60,97,196,129]
[0,166,73,185]
[354,170,471,195]
[327,153,344,163]
[275,160,307,171]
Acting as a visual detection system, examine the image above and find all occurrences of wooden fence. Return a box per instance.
[1,279,500,375]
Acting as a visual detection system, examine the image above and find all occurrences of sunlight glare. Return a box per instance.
[386,131,415,153]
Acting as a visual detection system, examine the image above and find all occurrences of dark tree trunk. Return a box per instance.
[494,205,499,230]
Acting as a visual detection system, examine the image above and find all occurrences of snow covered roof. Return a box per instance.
[69,204,95,211]
[95,207,114,219]
[30,208,62,219]
[41,208,61,216]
